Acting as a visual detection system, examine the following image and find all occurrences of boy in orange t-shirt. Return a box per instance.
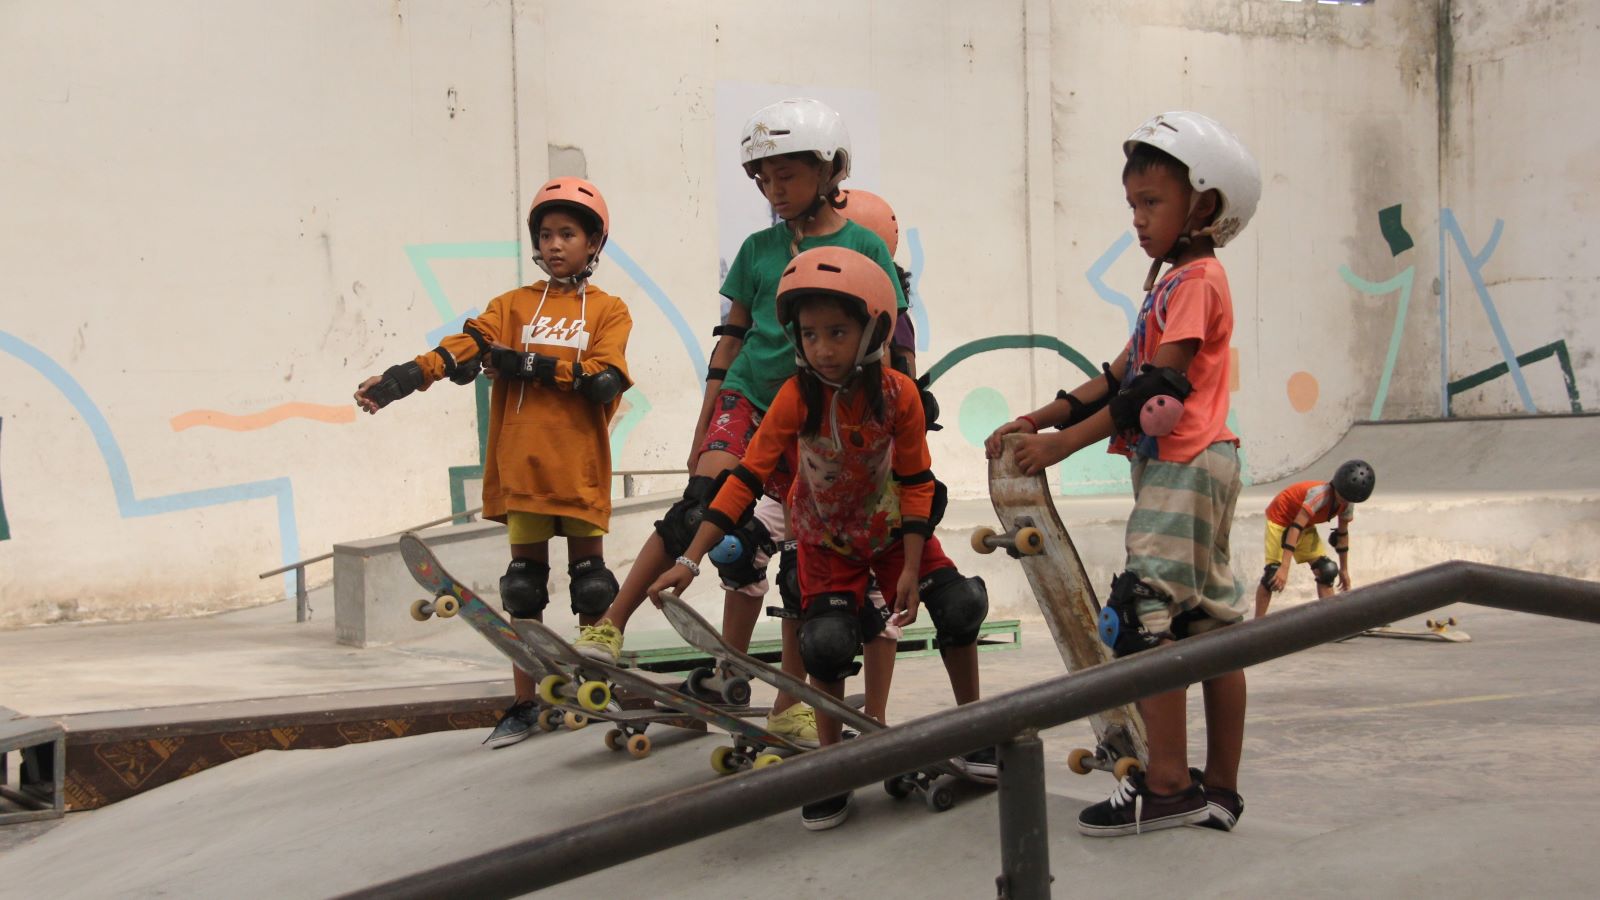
[987,112,1260,837]
[1255,460,1376,618]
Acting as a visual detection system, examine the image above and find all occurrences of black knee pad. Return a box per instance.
[1097,571,1171,658]
[567,556,618,617]
[500,558,550,618]
[709,516,774,590]
[653,475,715,557]
[799,594,862,682]
[920,567,988,648]
[1311,556,1340,587]
[765,540,802,620]
[1259,562,1281,590]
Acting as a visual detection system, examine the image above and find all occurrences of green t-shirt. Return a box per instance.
[719,219,906,411]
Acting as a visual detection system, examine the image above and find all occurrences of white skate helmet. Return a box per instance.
[1124,111,1261,247]
[739,98,852,196]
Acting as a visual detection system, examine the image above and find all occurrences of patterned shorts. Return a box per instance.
[1124,441,1247,636]
[699,390,793,497]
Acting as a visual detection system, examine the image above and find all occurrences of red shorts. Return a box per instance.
[797,535,956,616]
[699,389,792,498]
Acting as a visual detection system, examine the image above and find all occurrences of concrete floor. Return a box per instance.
[2,600,1597,898]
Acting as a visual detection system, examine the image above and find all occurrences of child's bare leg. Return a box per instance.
[1136,685,1191,794]
[939,643,981,705]
[1200,669,1246,791]
[1315,581,1335,600]
[565,535,606,627]
[721,589,761,652]
[509,541,550,702]
[813,677,847,746]
[1253,583,1272,618]
[862,638,896,724]
[774,618,802,712]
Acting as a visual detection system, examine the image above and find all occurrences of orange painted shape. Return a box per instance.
[170,402,357,432]
[1287,371,1320,413]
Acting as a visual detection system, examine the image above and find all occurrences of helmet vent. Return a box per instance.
[817,263,842,273]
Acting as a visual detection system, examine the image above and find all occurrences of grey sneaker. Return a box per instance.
[484,701,539,749]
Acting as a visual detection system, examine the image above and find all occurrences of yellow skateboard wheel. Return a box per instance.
[1013,527,1044,556]
[537,673,569,706]
[577,679,612,712]
[752,753,783,770]
[435,596,460,618]
[971,527,998,555]
[627,734,652,759]
[710,745,738,775]
[563,710,589,730]
[409,599,433,622]
[1113,757,1142,780]
[1066,747,1094,775]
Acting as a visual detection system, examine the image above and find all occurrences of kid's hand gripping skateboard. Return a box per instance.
[657,590,982,812]
[975,435,1149,780]
[399,532,718,757]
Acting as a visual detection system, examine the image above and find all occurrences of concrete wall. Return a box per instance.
[1,0,1592,625]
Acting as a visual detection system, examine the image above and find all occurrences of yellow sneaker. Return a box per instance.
[573,620,623,663]
[767,702,820,749]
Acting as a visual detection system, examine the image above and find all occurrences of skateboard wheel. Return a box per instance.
[970,526,998,555]
[409,599,433,622]
[710,744,739,775]
[1113,757,1142,781]
[721,676,752,708]
[626,734,652,759]
[884,775,915,799]
[752,753,782,770]
[686,667,716,698]
[563,710,589,730]
[577,679,612,712]
[604,728,625,752]
[537,673,569,706]
[536,708,562,732]
[925,779,956,813]
[1013,527,1044,556]
[435,595,460,618]
[1066,747,1094,776]
[1446,616,1457,627]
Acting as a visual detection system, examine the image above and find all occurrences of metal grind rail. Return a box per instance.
[341,561,1600,899]
[258,468,684,622]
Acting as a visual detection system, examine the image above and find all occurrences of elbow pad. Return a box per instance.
[574,365,626,404]
[1108,365,1192,433]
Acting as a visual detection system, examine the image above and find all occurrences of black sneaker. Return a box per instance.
[1187,767,1244,832]
[962,746,999,784]
[484,701,539,749]
[1076,770,1208,836]
[800,791,853,831]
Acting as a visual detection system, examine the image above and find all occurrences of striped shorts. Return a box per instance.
[1124,441,1247,636]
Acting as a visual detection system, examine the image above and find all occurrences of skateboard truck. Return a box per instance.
[971,519,1045,558]
[409,595,460,621]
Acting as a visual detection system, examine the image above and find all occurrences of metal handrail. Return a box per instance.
[341,561,1600,899]
[257,468,686,622]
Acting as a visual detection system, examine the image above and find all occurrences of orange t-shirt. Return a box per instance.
[1110,257,1237,463]
[1266,481,1354,528]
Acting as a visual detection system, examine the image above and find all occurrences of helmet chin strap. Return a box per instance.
[1142,193,1213,292]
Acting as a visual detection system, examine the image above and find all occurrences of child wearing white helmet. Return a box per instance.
[573,99,904,749]
[355,178,633,749]
[986,110,1261,836]
[648,246,986,830]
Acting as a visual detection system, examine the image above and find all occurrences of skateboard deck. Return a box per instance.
[978,436,1149,779]
[1357,616,1472,643]
[398,532,708,757]
[658,591,978,812]
[511,617,804,775]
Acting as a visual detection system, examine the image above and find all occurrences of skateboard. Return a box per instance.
[510,617,805,775]
[398,532,708,757]
[1356,616,1472,643]
[658,590,980,812]
[975,435,1149,780]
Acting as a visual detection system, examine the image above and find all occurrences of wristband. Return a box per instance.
[1018,415,1041,433]
[674,556,701,576]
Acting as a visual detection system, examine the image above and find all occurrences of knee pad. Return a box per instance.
[499,559,550,618]
[1097,571,1171,658]
[709,517,774,590]
[1259,562,1281,590]
[766,540,802,620]
[653,475,715,557]
[567,556,618,617]
[920,568,988,648]
[1311,556,1340,587]
[799,594,862,682]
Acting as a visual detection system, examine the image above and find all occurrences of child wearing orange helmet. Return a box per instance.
[355,178,632,749]
[648,247,991,830]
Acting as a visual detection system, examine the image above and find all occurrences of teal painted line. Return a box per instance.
[1339,264,1414,420]
[0,418,9,541]
[924,334,1097,387]
[1441,210,1533,412]
[1087,231,1139,335]
[1438,207,1449,415]
[404,241,521,323]
[426,311,478,347]
[609,388,652,459]
[1447,340,1583,413]
[603,241,706,376]
[906,227,930,351]
[0,330,302,593]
